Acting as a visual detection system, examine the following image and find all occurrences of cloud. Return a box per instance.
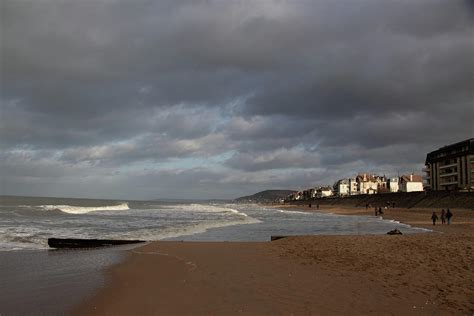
[225,147,321,172]
[1,0,473,199]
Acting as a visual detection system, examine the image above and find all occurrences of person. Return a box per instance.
[440,209,446,224]
[309,203,311,208]
[392,202,396,208]
[374,207,378,216]
[316,204,319,210]
[446,209,453,225]
[431,212,438,225]
[378,207,383,215]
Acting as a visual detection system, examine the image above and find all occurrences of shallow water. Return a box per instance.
[0,196,428,251]
[0,247,129,315]
[169,205,430,241]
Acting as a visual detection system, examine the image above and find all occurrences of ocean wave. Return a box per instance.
[121,217,262,241]
[276,209,311,215]
[162,203,250,217]
[39,203,130,214]
[0,233,49,251]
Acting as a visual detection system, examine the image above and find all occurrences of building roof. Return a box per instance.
[355,173,387,182]
[425,138,474,164]
[400,174,423,183]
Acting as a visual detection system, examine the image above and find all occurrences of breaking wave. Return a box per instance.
[162,203,250,217]
[39,203,130,214]
[121,217,261,241]
[277,209,311,215]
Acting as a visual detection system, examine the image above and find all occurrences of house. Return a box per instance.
[333,179,350,196]
[377,175,389,193]
[351,173,390,194]
[355,173,379,194]
[349,178,358,195]
[287,192,302,201]
[399,174,424,192]
[316,186,333,198]
[388,177,399,192]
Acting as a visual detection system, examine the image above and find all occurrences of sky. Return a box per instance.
[1,0,473,200]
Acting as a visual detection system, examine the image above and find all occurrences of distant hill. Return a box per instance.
[234,190,296,203]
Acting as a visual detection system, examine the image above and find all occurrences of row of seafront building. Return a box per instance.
[287,173,424,201]
[333,173,424,196]
[287,138,474,201]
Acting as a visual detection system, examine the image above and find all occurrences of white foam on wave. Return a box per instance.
[163,203,250,217]
[227,208,248,217]
[39,203,130,214]
[383,218,433,232]
[0,242,48,251]
[276,209,311,215]
[0,229,49,251]
[121,216,262,241]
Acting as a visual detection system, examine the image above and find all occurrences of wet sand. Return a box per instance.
[73,206,474,315]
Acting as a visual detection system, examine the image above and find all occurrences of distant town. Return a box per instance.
[286,138,474,202]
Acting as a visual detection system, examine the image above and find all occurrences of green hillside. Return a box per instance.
[235,190,296,203]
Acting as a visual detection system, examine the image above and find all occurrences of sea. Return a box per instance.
[0,195,429,315]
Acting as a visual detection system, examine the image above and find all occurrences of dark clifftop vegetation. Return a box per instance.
[234,190,296,203]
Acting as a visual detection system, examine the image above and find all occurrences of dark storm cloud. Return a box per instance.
[1,0,473,199]
[224,148,321,172]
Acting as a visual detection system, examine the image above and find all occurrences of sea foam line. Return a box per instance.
[162,203,250,217]
[39,203,130,214]
[277,209,311,215]
[132,250,197,271]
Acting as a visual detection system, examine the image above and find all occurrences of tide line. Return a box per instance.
[132,249,197,271]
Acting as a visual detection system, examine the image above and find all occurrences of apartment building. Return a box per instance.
[424,138,474,191]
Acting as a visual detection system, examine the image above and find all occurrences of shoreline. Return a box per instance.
[72,205,474,315]
[279,204,474,234]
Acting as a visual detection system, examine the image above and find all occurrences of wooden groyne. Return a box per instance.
[48,238,146,249]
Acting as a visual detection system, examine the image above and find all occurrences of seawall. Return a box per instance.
[286,191,474,210]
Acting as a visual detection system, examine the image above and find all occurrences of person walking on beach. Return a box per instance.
[441,209,446,224]
[431,212,438,225]
[446,209,453,225]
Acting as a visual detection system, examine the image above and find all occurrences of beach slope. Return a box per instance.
[74,210,474,315]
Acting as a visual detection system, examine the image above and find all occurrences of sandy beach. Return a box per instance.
[73,206,474,315]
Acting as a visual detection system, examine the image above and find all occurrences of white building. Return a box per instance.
[389,177,399,192]
[349,178,358,195]
[287,192,302,201]
[399,174,424,192]
[316,186,333,198]
[333,179,350,196]
[356,173,379,194]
